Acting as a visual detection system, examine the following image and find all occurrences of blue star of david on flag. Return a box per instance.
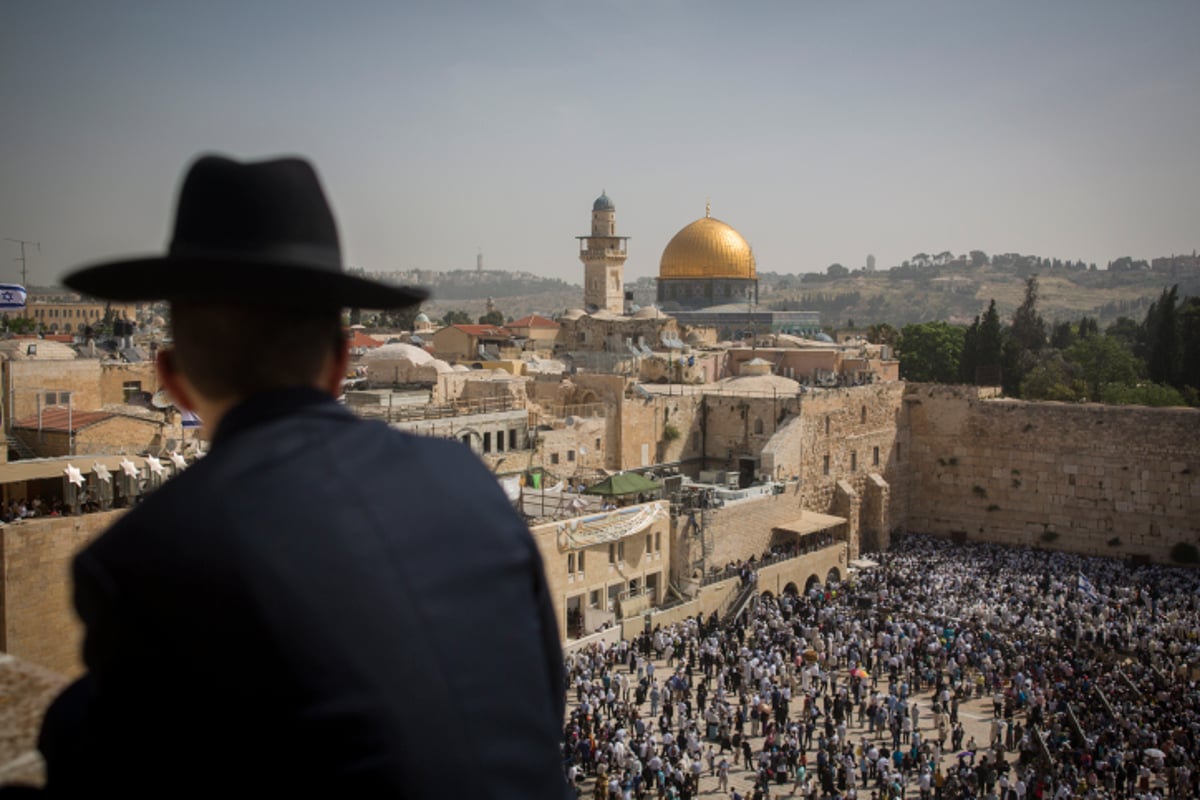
[0,284,27,310]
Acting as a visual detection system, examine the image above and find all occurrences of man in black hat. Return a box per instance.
[26,154,571,797]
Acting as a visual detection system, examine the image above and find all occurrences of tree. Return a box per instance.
[1144,285,1181,388]
[962,300,1003,385]
[376,305,422,331]
[1105,316,1141,350]
[1003,276,1047,395]
[897,321,965,383]
[1064,335,1141,400]
[826,263,849,278]
[1179,296,1200,398]
[959,316,980,384]
[1100,382,1186,407]
[1049,321,1075,351]
[442,309,471,325]
[1020,354,1081,402]
[2,315,35,334]
[969,250,989,268]
[865,322,898,348]
[1011,275,1046,353]
[978,300,1003,368]
[478,310,505,326]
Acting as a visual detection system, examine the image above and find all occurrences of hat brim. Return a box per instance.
[63,256,429,310]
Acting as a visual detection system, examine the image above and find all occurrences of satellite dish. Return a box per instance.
[151,390,175,409]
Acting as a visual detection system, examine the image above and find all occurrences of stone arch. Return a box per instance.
[804,574,821,594]
[753,417,763,435]
[576,389,599,406]
[457,428,482,453]
[783,582,799,596]
[759,589,774,602]
[826,567,841,586]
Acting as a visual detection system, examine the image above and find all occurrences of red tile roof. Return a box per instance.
[507,315,560,329]
[346,331,383,349]
[12,408,114,432]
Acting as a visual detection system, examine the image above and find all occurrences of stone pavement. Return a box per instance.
[565,651,1007,798]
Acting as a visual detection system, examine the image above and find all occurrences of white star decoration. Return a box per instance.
[146,456,165,476]
[119,458,140,479]
[93,463,112,483]
[64,464,84,488]
[169,451,187,470]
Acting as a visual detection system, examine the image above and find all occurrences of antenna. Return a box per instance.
[4,238,39,286]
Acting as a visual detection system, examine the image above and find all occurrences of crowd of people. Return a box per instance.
[560,533,1200,800]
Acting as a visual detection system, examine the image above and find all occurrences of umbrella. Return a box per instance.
[1144,748,1166,759]
[958,751,974,759]
[850,667,869,679]
[583,472,662,497]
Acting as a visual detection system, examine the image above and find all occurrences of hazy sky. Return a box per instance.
[3,1,1199,289]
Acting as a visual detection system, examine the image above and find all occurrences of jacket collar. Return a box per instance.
[210,387,338,448]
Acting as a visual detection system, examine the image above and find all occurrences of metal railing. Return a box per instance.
[358,395,521,423]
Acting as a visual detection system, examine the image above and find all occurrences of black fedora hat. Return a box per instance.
[63,154,428,309]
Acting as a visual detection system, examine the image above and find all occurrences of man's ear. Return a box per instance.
[321,336,351,397]
[156,348,199,413]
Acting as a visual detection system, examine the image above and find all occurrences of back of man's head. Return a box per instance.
[169,302,343,403]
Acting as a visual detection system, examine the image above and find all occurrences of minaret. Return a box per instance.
[577,191,629,314]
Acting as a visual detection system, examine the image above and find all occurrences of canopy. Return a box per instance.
[583,472,662,497]
[774,510,847,536]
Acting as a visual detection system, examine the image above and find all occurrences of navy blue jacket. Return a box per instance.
[38,389,570,797]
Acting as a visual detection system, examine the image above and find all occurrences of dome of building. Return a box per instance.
[632,305,669,320]
[414,312,430,324]
[659,215,756,280]
[593,191,615,212]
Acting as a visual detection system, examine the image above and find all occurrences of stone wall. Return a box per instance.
[617,392,704,470]
[530,504,671,642]
[99,361,160,405]
[904,384,1200,562]
[4,360,103,424]
[0,512,117,676]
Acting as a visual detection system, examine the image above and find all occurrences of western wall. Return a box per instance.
[903,384,1200,562]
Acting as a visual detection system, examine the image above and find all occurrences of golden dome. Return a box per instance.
[659,214,756,280]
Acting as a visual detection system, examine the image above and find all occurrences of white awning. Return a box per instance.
[556,501,667,550]
[773,511,847,536]
[0,455,152,485]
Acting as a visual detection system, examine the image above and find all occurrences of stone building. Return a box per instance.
[577,192,629,314]
[0,298,140,334]
[506,314,560,353]
[430,323,514,363]
[10,407,166,459]
[530,501,672,641]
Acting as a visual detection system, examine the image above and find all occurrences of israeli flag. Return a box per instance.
[0,284,27,310]
[1076,572,1100,602]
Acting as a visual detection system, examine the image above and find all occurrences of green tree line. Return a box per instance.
[891,277,1200,407]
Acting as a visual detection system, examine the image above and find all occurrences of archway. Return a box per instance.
[804,574,821,595]
[759,590,774,602]
[783,582,799,596]
[826,567,841,586]
[457,428,482,454]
